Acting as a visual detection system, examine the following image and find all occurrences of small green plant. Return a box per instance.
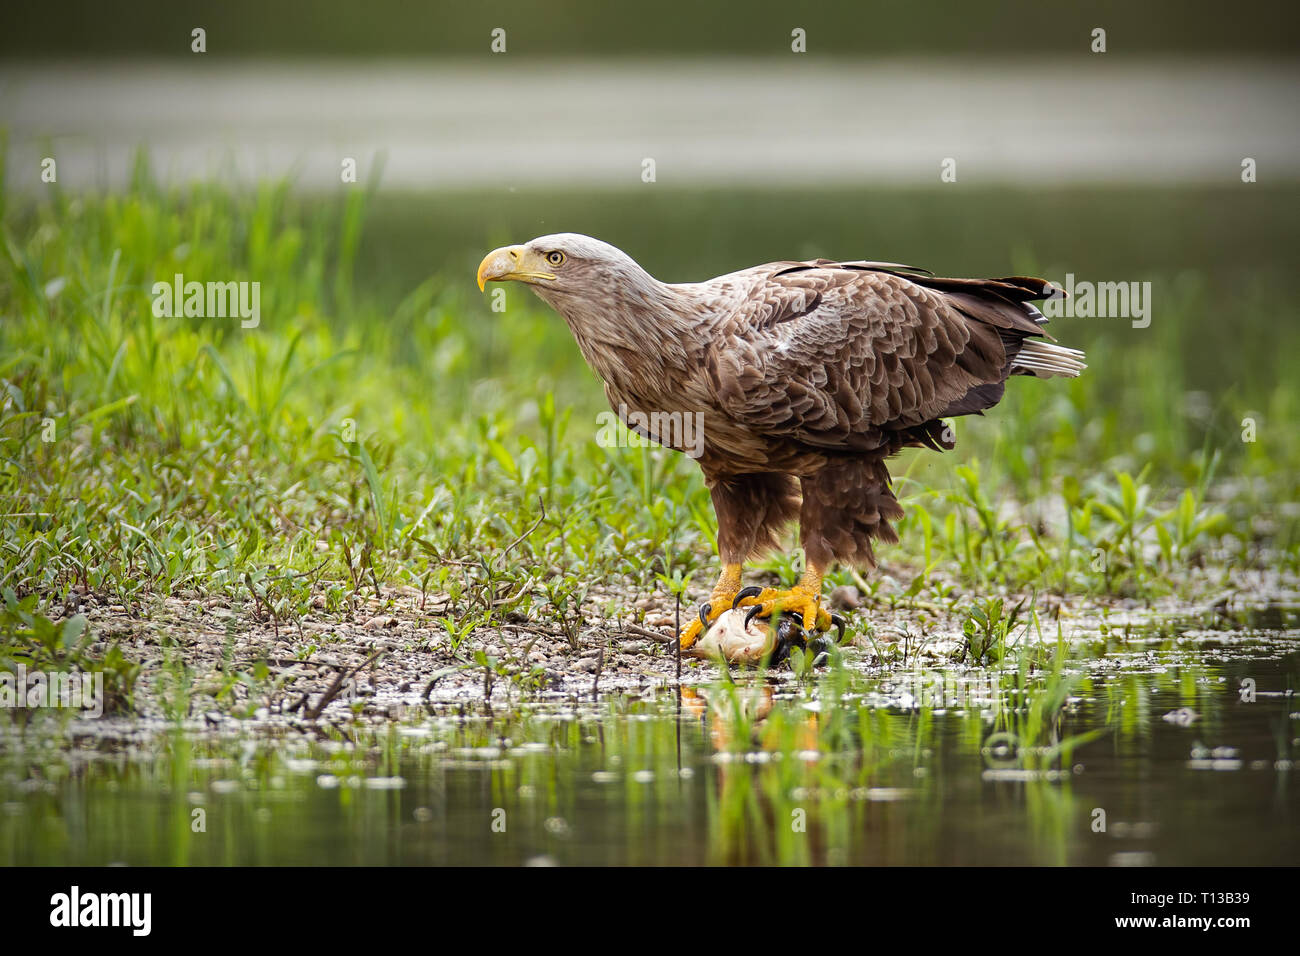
[0,590,140,714]
[958,595,1028,665]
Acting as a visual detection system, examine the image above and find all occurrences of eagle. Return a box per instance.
[477,235,1083,655]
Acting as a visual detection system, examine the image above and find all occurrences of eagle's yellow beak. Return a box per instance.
[476,245,558,292]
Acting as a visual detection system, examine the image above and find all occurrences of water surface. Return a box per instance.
[3,613,1295,866]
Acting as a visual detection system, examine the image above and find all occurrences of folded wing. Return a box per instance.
[704,261,1070,453]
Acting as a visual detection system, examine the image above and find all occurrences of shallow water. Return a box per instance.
[2,614,1296,866]
[6,61,1297,191]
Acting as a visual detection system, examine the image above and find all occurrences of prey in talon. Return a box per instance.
[477,235,1084,667]
[686,600,846,667]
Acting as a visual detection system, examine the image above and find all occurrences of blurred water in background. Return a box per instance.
[3,59,1298,191]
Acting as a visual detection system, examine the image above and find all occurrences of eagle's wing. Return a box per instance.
[704,263,1049,451]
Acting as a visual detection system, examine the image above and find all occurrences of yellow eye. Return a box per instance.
[546,251,565,266]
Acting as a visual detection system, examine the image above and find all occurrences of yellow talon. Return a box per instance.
[750,588,830,631]
[678,563,744,650]
[676,562,835,650]
[744,563,831,632]
[679,615,706,650]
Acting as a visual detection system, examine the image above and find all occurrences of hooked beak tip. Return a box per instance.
[475,256,493,292]
[476,247,513,293]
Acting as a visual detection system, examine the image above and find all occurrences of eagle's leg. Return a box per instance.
[677,562,744,650]
[678,473,802,650]
[739,459,904,637]
[742,459,901,634]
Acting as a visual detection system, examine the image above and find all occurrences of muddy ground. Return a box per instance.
[59,563,1299,723]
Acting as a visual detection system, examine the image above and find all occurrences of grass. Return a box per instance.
[1,168,1298,708]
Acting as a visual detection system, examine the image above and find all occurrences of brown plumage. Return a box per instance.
[477,234,1084,655]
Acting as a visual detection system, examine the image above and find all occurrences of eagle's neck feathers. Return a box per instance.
[532,263,717,401]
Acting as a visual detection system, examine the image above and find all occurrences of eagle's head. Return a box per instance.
[475,233,696,390]
[476,233,653,306]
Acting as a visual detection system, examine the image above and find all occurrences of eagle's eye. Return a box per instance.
[546,251,565,267]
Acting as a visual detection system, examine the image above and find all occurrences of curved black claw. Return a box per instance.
[744,603,765,630]
[829,612,847,642]
[731,585,765,609]
[698,603,712,628]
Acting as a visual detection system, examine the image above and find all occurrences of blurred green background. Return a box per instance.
[4,0,1298,58]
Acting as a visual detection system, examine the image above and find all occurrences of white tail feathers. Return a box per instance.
[1012,339,1087,378]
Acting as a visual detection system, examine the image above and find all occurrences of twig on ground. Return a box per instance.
[674,593,682,683]
[498,495,547,567]
[304,648,386,719]
[624,622,675,644]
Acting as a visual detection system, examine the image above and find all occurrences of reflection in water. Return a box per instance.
[1,629,1296,866]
